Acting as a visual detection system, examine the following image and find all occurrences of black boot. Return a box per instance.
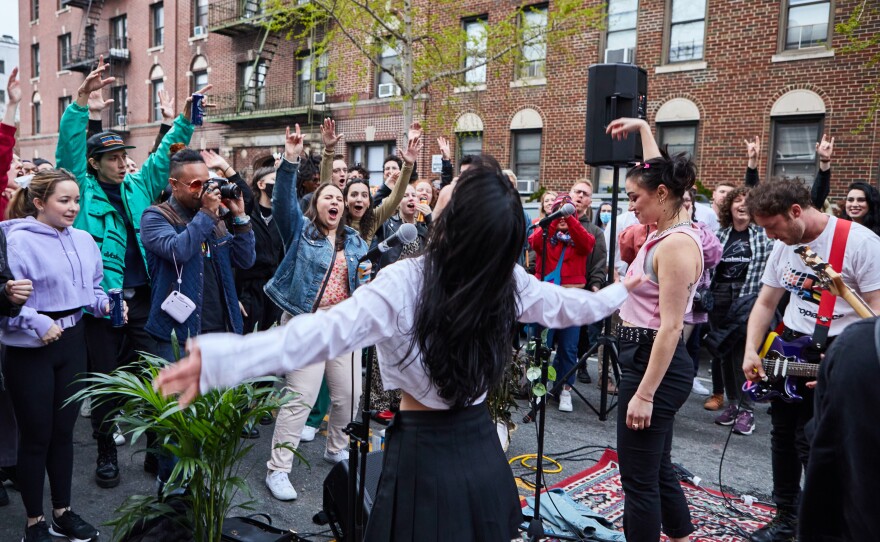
[750,508,797,542]
[577,366,592,384]
[95,435,120,488]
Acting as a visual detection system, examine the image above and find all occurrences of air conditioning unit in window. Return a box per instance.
[313,91,326,104]
[517,179,536,194]
[604,47,634,64]
[193,26,207,37]
[377,83,399,98]
[116,114,127,126]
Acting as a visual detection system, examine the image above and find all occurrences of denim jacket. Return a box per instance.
[141,197,256,342]
[264,157,368,316]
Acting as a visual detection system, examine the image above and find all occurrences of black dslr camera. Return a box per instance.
[201,176,242,200]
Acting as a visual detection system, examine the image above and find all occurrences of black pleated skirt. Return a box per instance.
[363,404,522,542]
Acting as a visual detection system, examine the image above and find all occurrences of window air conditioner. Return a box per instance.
[313,91,326,104]
[193,26,207,37]
[517,179,536,194]
[604,47,634,64]
[377,83,398,98]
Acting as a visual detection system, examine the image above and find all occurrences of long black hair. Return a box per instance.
[407,161,526,408]
[843,181,880,236]
[342,178,377,238]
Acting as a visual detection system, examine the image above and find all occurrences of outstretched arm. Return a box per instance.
[606,118,660,160]
[812,134,833,209]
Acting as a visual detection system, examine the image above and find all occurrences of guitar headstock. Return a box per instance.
[795,245,847,297]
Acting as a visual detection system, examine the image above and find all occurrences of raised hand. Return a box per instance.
[159,88,175,121]
[816,134,834,162]
[284,124,304,161]
[76,56,115,106]
[320,117,343,150]
[87,88,114,113]
[400,133,424,166]
[6,67,21,104]
[407,121,423,143]
[436,136,451,161]
[744,136,761,165]
[155,340,204,408]
[183,84,213,123]
[200,149,231,174]
[605,117,647,140]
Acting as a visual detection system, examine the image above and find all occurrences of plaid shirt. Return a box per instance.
[715,224,774,298]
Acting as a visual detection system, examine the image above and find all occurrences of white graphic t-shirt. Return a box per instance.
[762,216,880,336]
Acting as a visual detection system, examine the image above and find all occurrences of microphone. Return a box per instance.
[538,202,576,227]
[359,223,418,263]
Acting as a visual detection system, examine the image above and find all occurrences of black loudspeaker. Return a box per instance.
[322,450,384,542]
[584,63,648,167]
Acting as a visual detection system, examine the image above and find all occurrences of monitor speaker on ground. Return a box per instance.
[584,63,649,167]
[322,450,384,542]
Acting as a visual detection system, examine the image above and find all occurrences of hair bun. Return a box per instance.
[669,151,696,192]
[169,143,188,157]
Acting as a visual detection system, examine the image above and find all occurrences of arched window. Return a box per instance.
[769,90,826,181]
[190,55,209,92]
[150,65,165,122]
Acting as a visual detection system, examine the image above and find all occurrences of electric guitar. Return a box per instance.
[743,246,876,403]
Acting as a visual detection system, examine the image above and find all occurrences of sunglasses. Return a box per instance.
[171,177,206,194]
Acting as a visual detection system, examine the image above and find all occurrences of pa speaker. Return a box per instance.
[322,450,384,542]
[584,63,648,167]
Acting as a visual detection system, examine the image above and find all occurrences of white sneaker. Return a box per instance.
[300,425,317,443]
[558,390,573,412]
[692,377,711,396]
[113,425,125,446]
[265,470,297,501]
[323,448,349,465]
[80,398,91,418]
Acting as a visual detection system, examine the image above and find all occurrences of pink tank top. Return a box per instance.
[618,224,704,330]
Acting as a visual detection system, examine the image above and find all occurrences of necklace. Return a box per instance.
[656,220,692,238]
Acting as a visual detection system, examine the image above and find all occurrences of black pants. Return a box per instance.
[238,278,282,334]
[617,337,694,541]
[708,282,751,406]
[5,320,86,517]
[84,287,156,437]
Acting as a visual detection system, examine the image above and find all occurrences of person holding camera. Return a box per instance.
[55,58,200,488]
[140,148,255,361]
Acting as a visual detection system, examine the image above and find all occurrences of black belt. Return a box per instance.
[40,307,81,320]
[616,324,658,344]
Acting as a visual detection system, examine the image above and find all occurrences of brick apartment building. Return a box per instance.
[14,0,880,200]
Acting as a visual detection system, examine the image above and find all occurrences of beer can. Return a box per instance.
[109,288,125,327]
[190,93,205,126]
[357,261,371,286]
[417,198,428,222]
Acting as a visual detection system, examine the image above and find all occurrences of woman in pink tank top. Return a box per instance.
[607,118,704,542]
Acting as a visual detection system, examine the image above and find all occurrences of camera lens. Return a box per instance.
[220,183,242,200]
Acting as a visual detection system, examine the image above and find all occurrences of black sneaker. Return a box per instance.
[241,424,260,439]
[577,367,592,384]
[49,510,98,542]
[95,435,120,488]
[749,509,797,542]
[23,520,52,542]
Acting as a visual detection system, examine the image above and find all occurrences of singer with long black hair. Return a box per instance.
[155,161,644,542]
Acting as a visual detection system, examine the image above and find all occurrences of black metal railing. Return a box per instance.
[210,83,312,119]
[209,0,264,29]
[64,35,130,71]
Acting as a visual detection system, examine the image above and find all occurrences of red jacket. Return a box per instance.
[0,123,16,220]
[529,214,595,285]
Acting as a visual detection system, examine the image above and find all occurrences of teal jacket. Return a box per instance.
[56,103,195,292]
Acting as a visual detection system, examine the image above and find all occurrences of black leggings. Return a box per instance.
[617,337,695,541]
[4,319,86,518]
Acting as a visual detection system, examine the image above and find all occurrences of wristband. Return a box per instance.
[819,159,831,163]
[635,391,653,403]
[224,166,235,176]
[232,215,251,226]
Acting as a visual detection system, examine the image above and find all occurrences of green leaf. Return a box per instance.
[532,383,547,397]
[526,366,541,381]
[547,367,557,382]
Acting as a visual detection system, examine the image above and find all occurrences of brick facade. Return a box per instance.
[15,0,880,201]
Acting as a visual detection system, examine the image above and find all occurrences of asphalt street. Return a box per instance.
[0,358,773,541]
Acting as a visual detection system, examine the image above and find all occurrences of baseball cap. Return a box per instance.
[87,131,136,158]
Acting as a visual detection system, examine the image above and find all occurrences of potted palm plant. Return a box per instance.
[69,343,298,542]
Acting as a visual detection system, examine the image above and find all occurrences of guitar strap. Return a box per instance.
[812,218,852,351]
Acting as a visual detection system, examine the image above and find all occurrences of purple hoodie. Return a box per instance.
[0,217,109,346]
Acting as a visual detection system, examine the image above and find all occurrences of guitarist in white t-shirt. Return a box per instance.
[741,178,880,542]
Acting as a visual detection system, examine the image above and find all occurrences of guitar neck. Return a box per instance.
[840,287,877,318]
[762,359,819,378]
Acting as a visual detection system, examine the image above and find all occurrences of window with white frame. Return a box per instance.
[668,0,706,62]
[151,3,164,47]
[518,5,547,79]
[512,130,542,184]
[605,0,638,63]
[377,43,401,96]
[658,123,698,160]
[770,117,823,181]
[348,142,397,187]
[784,0,831,50]
[463,17,487,84]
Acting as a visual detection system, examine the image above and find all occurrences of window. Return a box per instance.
[770,117,823,181]
[348,142,396,187]
[32,93,41,135]
[58,33,71,70]
[238,60,266,109]
[658,123,698,160]
[0,90,4,103]
[457,132,483,159]
[58,96,72,129]
[31,44,40,78]
[298,54,312,105]
[518,6,547,79]
[111,85,128,126]
[150,65,165,121]
[110,15,128,49]
[377,43,400,95]
[31,0,38,21]
[193,0,209,33]
[511,130,542,183]
[0,60,5,74]
[784,0,831,50]
[151,3,164,47]
[463,17,487,84]
[191,55,209,93]
[605,0,638,63]
[668,0,706,62]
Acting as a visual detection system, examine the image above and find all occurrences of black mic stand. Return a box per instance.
[341,344,377,542]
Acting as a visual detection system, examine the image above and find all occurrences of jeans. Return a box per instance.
[547,325,580,387]
[616,337,695,541]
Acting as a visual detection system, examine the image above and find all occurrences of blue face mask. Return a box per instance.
[599,211,612,224]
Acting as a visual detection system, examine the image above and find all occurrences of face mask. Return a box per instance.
[599,211,612,224]
[263,183,275,200]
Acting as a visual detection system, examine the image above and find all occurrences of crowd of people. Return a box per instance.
[2,53,880,542]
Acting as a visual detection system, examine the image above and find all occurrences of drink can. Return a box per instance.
[417,198,428,222]
[109,288,125,327]
[191,93,205,126]
[357,261,371,286]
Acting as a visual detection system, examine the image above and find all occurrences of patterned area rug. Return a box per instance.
[529,448,777,542]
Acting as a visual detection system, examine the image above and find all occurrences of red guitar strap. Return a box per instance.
[812,218,852,351]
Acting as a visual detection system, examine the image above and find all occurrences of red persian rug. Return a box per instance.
[528,448,777,542]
